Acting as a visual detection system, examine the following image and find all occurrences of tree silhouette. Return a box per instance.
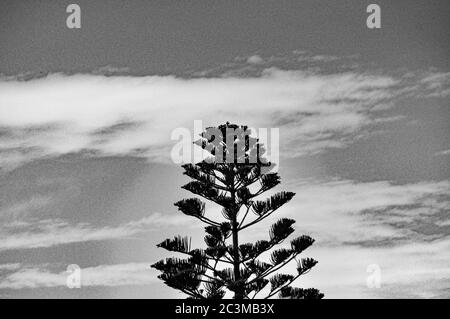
[152,122,323,299]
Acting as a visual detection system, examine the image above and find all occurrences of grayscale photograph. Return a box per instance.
[0,0,449,304]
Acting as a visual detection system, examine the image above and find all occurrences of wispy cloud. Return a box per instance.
[0,213,190,251]
[235,178,450,298]
[245,55,264,65]
[0,53,448,298]
[0,262,157,289]
[0,195,53,220]
[419,71,450,98]
[275,179,450,246]
[1,178,448,297]
[228,51,348,74]
[92,65,131,76]
[1,65,448,169]
[300,237,450,298]
[434,149,450,156]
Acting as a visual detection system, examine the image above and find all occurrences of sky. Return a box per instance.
[0,0,449,298]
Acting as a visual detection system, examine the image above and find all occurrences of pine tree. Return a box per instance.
[152,123,323,299]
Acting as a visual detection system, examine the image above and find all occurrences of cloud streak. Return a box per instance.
[276,179,450,246]
[0,213,191,252]
[0,262,157,289]
[235,178,450,298]
[1,66,448,169]
[0,178,448,297]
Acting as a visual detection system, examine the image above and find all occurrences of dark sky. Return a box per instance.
[1,0,449,75]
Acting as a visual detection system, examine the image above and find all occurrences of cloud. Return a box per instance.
[190,178,449,248]
[434,149,450,156]
[241,178,450,246]
[246,55,264,65]
[435,219,450,227]
[0,262,157,289]
[1,178,448,297]
[1,66,444,169]
[0,263,21,271]
[237,178,450,298]
[92,65,131,76]
[1,52,449,170]
[298,237,450,298]
[0,195,53,220]
[231,51,346,71]
[419,72,450,97]
[0,213,191,251]
[277,179,450,246]
[0,54,448,297]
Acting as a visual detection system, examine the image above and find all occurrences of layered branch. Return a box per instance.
[239,191,295,230]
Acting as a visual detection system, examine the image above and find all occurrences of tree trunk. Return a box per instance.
[230,183,244,299]
[232,218,244,299]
